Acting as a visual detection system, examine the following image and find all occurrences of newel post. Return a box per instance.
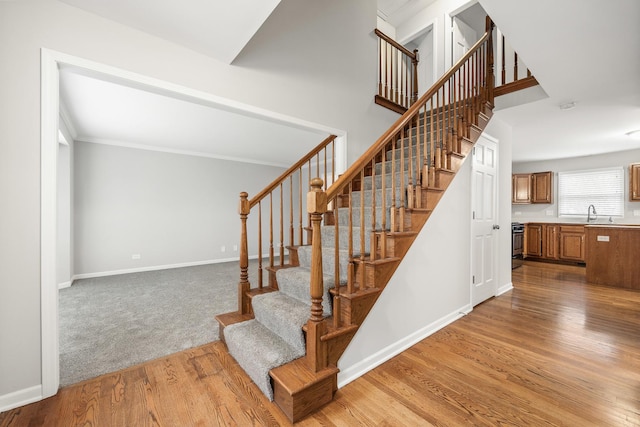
[485,16,495,105]
[306,178,328,372]
[412,49,419,105]
[238,192,251,314]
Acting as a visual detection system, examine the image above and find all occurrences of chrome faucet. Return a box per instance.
[587,204,597,222]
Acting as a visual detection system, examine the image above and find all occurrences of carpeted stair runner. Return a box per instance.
[224,156,409,400]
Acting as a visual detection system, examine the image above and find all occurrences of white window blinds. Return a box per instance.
[558,167,624,217]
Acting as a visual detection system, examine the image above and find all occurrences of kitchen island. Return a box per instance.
[585,224,640,290]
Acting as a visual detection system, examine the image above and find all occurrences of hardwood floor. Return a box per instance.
[2,261,639,426]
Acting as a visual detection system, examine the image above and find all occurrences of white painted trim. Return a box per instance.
[496,282,514,296]
[58,281,72,290]
[75,137,294,168]
[41,48,60,399]
[337,304,471,388]
[71,253,275,281]
[0,385,43,413]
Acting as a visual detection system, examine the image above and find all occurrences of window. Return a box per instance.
[558,167,624,217]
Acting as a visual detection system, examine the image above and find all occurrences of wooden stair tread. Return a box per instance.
[332,285,381,300]
[215,311,253,328]
[246,287,278,298]
[270,358,339,394]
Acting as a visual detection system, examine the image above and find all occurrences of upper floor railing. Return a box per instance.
[374,28,419,114]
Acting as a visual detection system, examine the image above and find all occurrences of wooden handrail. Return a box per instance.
[374,29,417,60]
[249,134,337,208]
[329,28,492,201]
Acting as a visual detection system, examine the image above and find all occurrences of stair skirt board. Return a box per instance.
[337,302,472,389]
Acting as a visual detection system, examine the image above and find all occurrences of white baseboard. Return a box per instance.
[58,281,71,290]
[496,282,514,296]
[0,385,42,413]
[70,254,276,282]
[337,303,471,389]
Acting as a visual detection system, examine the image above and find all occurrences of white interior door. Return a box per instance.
[471,135,498,306]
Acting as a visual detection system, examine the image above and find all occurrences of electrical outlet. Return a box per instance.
[546,209,554,216]
[634,209,640,217]
[514,211,522,216]
[221,246,226,252]
[233,245,238,252]
[132,254,141,260]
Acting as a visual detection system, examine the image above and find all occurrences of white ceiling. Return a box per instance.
[57,0,640,166]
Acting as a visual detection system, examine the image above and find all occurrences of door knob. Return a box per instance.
[493,224,500,230]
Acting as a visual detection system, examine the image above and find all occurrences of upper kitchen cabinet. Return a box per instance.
[512,171,553,204]
[531,171,553,203]
[631,163,640,201]
[512,174,532,204]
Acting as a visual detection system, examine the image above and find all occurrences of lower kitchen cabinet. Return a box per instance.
[524,223,585,263]
[559,225,586,262]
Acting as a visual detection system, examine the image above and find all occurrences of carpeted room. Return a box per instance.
[59,139,287,386]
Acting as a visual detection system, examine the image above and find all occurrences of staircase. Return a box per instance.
[216,18,496,422]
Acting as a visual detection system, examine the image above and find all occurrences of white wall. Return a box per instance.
[339,115,515,385]
[73,142,286,276]
[0,0,397,407]
[512,148,640,224]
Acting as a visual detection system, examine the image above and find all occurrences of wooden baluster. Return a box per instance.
[404,55,409,108]
[289,176,294,249]
[280,184,284,266]
[390,130,397,232]
[370,158,376,262]
[238,192,250,314]
[415,110,422,208]
[347,182,355,294]
[501,34,506,86]
[385,41,390,100]
[258,201,263,289]
[298,168,303,245]
[333,199,340,328]
[381,142,387,258]
[306,178,327,372]
[331,140,336,186]
[378,37,383,98]
[399,127,406,231]
[422,103,429,189]
[407,124,414,209]
[435,90,442,170]
[269,193,274,268]
[324,147,328,188]
[412,49,419,105]
[359,170,365,287]
[487,17,495,105]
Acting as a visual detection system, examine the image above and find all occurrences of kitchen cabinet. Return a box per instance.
[544,224,559,259]
[586,225,640,289]
[559,225,585,262]
[524,224,542,257]
[512,171,552,204]
[512,174,532,204]
[532,171,553,203]
[524,223,585,263]
[631,163,640,201]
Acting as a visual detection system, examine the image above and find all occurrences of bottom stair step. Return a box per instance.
[223,318,305,401]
